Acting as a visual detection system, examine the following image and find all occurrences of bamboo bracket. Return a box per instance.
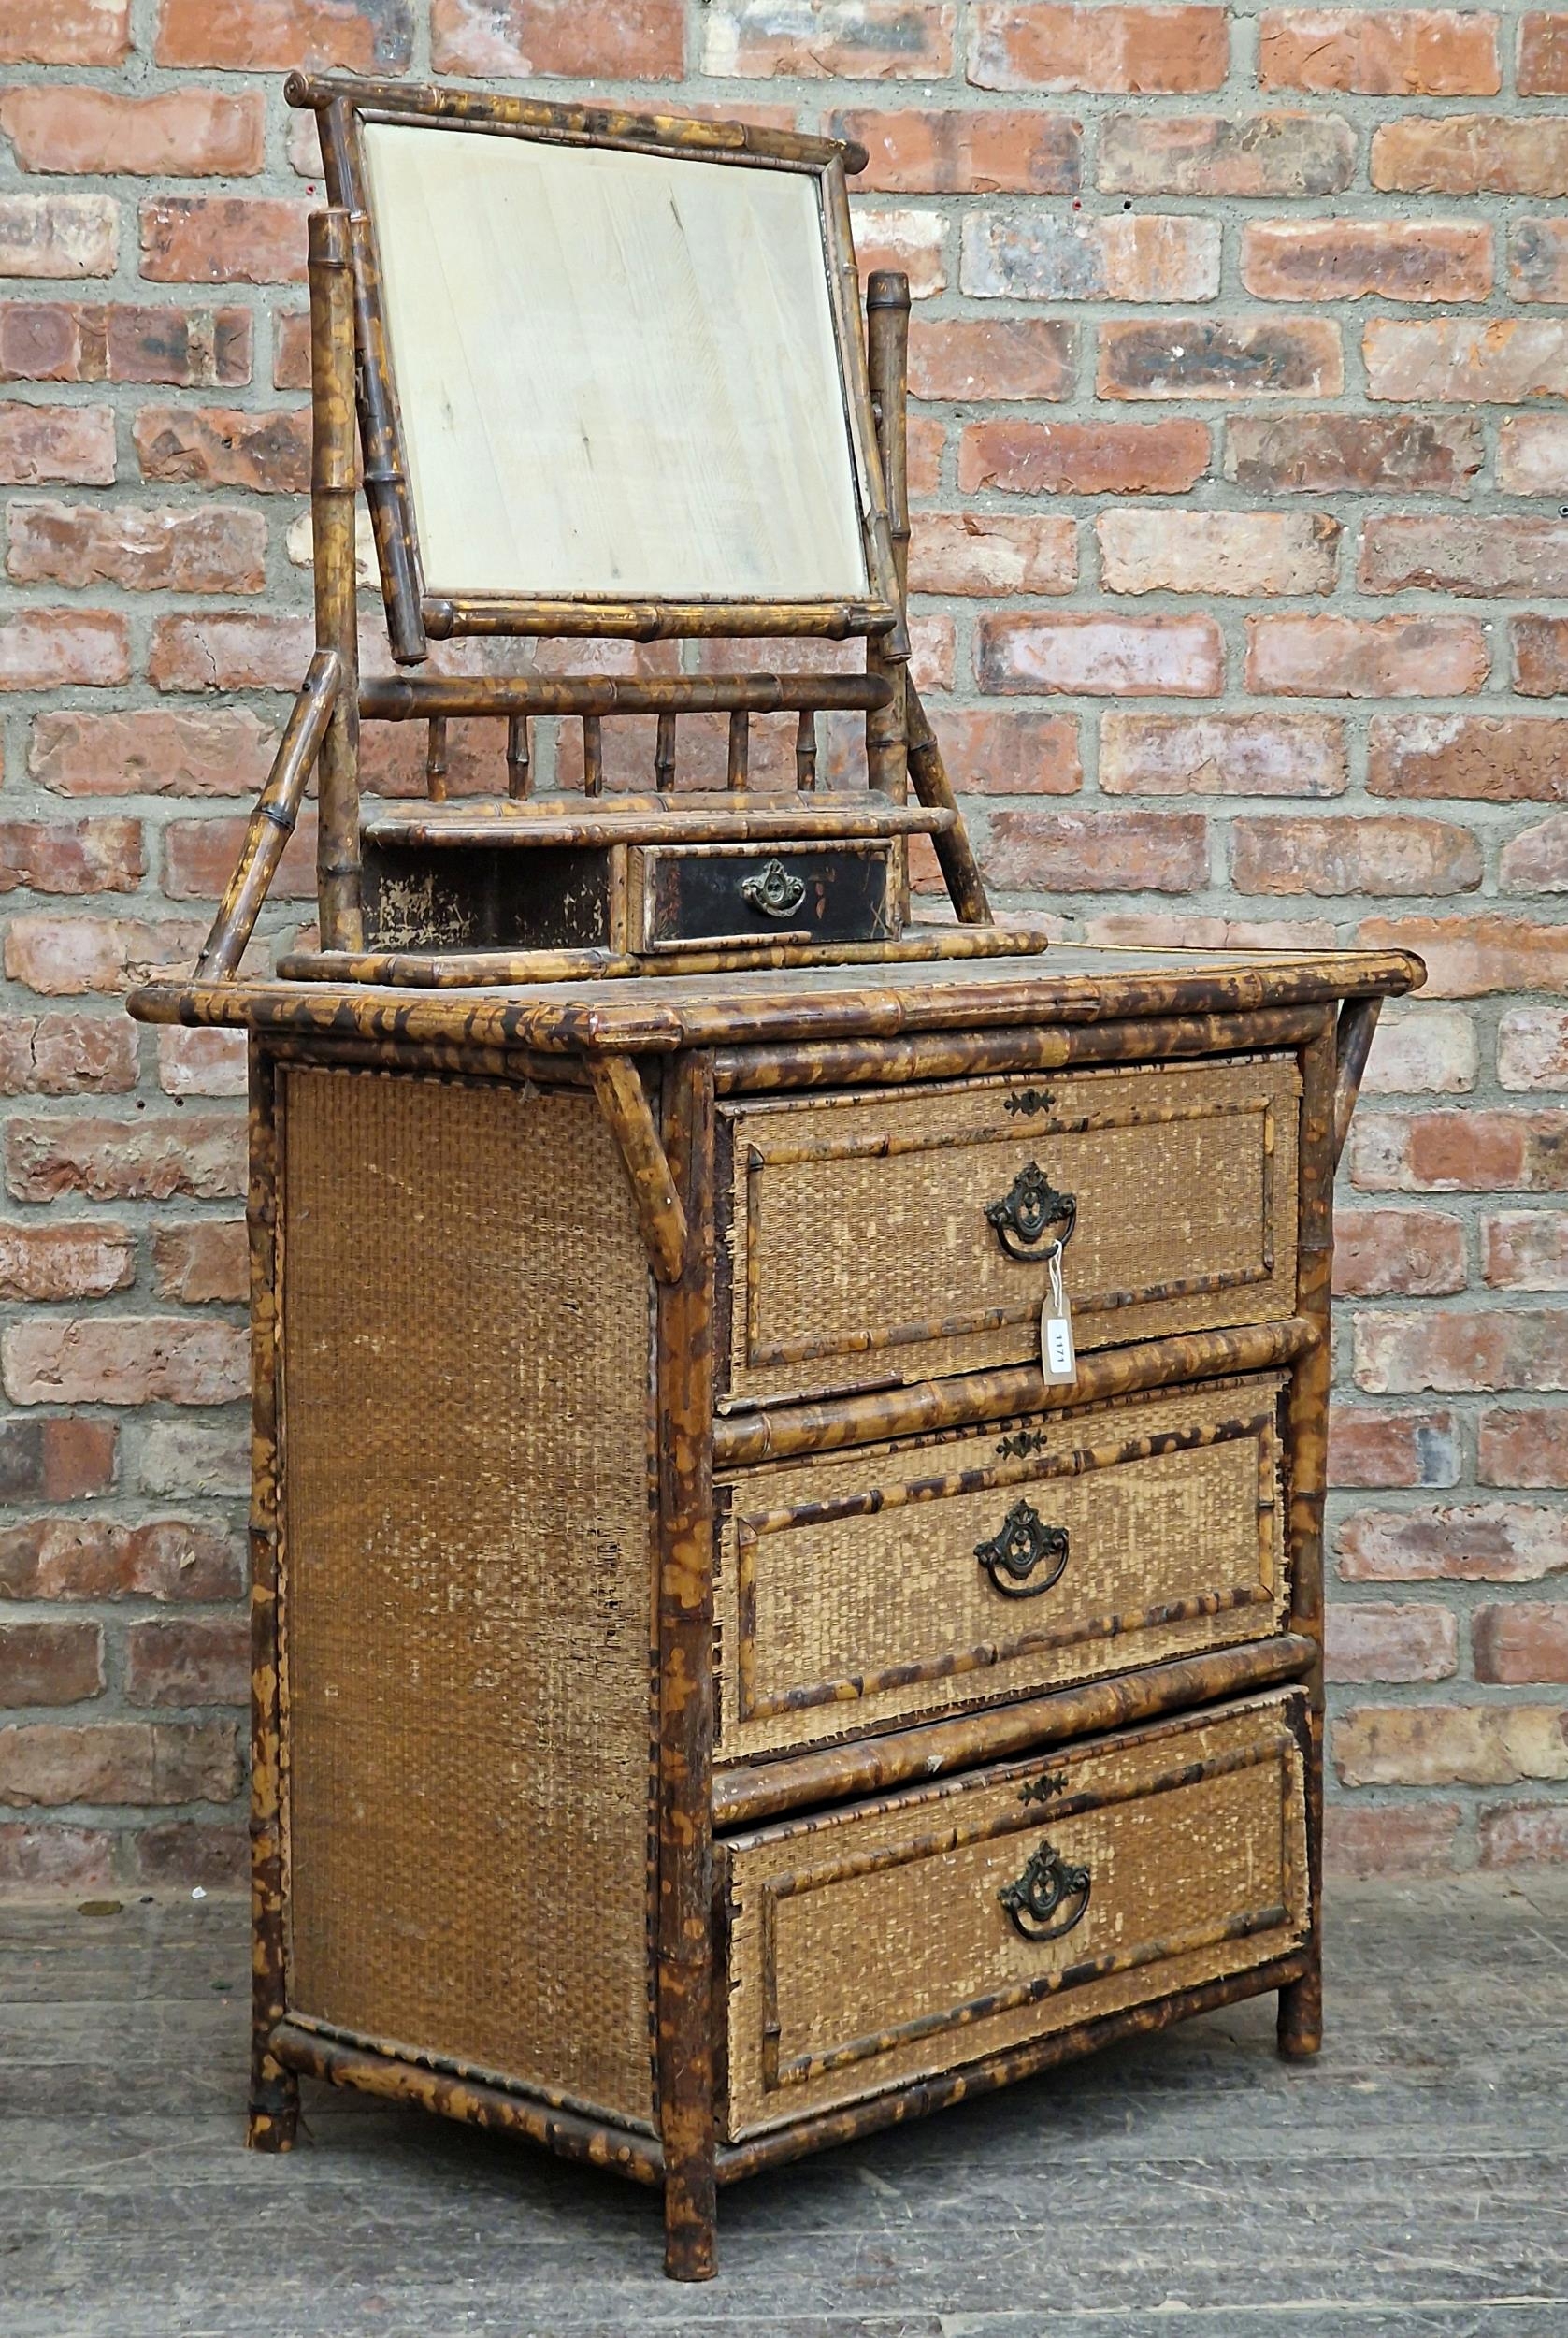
[1332,994,1384,1170]
[586,1054,688,1284]
[195,648,341,982]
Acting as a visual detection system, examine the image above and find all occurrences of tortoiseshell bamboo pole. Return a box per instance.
[863,272,909,841]
[246,1046,295,2153]
[726,713,748,791]
[655,1052,718,2279]
[583,714,604,797]
[794,710,817,791]
[194,647,339,980]
[585,1054,687,1285]
[360,673,892,720]
[823,161,906,657]
[274,926,1047,989]
[906,680,992,926]
[309,207,364,952]
[421,595,898,643]
[343,204,426,668]
[424,715,448,804]
[1279,1010,1335,2061]
[1333,993,1383,1168]
[655,713,678,792]
[506,714,531,800]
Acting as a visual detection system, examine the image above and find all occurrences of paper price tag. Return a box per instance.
[1039,1241,1077,1388]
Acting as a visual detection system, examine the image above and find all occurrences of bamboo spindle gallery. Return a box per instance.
[131,74,1423,2284]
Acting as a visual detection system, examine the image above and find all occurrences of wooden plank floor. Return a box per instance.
[2,1878,1565,2336]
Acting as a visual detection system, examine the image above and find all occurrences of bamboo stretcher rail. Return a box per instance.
[274,927,1049,989]
[421,596,899,642]
[358,673,895,720]
[360,796,946,846]
[195,648,339,981]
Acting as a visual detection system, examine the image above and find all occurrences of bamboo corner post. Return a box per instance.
[309,205,364,954]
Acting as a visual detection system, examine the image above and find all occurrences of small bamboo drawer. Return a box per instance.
[715,1056,1301,1407]
[722,1690,1308,2138]
[715,1373,1287,1763]
[628,840,894,954]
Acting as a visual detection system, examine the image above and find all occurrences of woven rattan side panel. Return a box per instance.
[280,1068,655,2126]
[724,1691,1307,2137]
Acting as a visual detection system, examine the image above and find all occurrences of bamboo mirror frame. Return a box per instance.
[289,75,904,665]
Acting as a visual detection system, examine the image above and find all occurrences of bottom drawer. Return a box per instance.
[722,1689,1308,2139]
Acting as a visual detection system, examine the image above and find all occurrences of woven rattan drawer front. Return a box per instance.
[715,1373,1287,1763]
[723,1690,1307,2137]
[716,1056,1301,1407]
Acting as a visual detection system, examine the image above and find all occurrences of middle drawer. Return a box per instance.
[714,1372,1288,1764]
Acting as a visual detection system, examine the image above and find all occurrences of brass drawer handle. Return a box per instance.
[985,1162,1077,1261]
[974,1500,1069,1598]
[1000,1840,1092,1942]
[741,859,807,919]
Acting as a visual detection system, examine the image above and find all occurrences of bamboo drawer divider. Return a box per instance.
[127,72,1425,2285]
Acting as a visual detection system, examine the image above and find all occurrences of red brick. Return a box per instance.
[0,1620,102,1707]
[156,1025,246,1098]
[1335,1704,1568,1789]
[0,87,264,176]
[151,1220,246,1305]
[907,414,942,496]
[271,307,310,392]
[830,107,1081,193]
[1509,219,1568,303]
[961,210,1219,301]
[2,1316,248,1407]
[1501,814,1568,896]
[1099,112,1355,195]
[1323,1802,1461,1881]
[1362,1004,1479,1097]
[1356,914,1568,997]
[438,0,684,75]
[5,916,206,996]
[1341,1502,1568,1582]
[1520,12,1568,94]
[0,815,142,894]
[1328,1406,1460,1489]
[1246,614,1488,699]
[1499,417,1568,497]
[0,608,127,687]
[1362,516,1568,596]
[910,512,1076,596]
[1085,910,1338,950]
[0,1416,117,1503]
[0,301,251,385]
[911,615,955,695]
[910,317,1075,401]
[7,1114,244,1203]
[0,403,114,484]
[967,4,1227,92]
[1479,1803,1568,1867]
[960,418,1207,497]
[850,208,945,298]
[1373,115,1568,195]
[139,196,307,285]
[0,1516,238,1601]
[928,709,1081,795]
[1099,711,1345,798]
[0,191,117,277]
[1326,1602,1458,1684]
[1242,219,1491,303]
[162,812,315,901]
[977,612,1223,696]
[0,1822,114,1890]
[30,705,276,798]
[149,613,312,693]
[131,1819,246,1887]
[0,0,129,65]
[1479,1407,1568,1487]
[1225,412,1483,498]
[1474,1604,1568,1683]
[1515,618,1568,700]
[155,0,413,69]
[1499,1005,1568,1092]
[1354,1310,1568,1398]
[7,499,266,593]
[985,809,1207,892]
[1332,1207,1468,1296]
[1259,9,1501,94]
[138,1419,246,1501]
[1370,715,1568,802]
[125,1615,247,1708]
[1483,1212,1568,1290]
[0,1719,240,1806]
[0,1221,134,1302]
[1351,1107,1568,1192]
[1100,510,1338,597]
[1365,318,1568,403]
[1099,318,1343,400]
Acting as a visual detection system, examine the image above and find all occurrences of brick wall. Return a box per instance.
[1,0,1565,1892]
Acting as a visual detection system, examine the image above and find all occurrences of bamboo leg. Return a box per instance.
[247,1046,296,2150]
[309,207,363,952]
[1279,1009,1334,2062]
[655,1052,718,2280]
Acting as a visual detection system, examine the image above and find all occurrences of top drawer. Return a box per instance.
[715,1055,1301,1407]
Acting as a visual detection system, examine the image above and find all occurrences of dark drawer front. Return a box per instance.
[632,841,893,954]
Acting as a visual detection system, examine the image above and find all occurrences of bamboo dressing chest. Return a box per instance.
[129,75,1421,2282]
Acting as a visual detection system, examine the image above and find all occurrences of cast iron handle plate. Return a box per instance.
[974,1499,1070,1598]
[985,1162,1077,1261]
[741,859,808,919]
[999,1840,1092,1942]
